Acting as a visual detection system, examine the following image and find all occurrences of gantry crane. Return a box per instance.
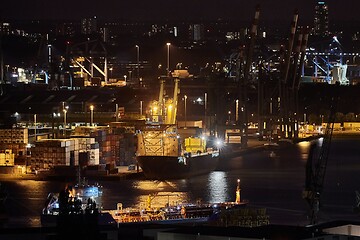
[302,82,339,225]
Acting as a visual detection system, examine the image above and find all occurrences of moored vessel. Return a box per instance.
[40,180,114,227]
[136,124,219,179]
[103,179,248,225]
[136,75,220,180]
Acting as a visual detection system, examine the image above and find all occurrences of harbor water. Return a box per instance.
[2,135,360,228]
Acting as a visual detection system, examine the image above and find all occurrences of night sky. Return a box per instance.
[0,0,359,23]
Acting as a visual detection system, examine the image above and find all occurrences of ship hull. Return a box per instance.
[137,152,219,180]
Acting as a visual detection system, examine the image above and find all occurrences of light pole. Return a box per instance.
[63,106,68,137]
[109,67,113,78]
[184,95,187,128]
[236,99,239,123]
[135,45,140,80]
[140,100,143,116]
[52,112,60,139]
[47,44,52,64]
[204,92,207,134]
[166,42,171,76]
[90,105,94,126]
[5,65,9,83]
[34,114,37,142]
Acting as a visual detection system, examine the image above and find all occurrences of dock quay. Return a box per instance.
[0,166,144,181]
[0,135,324,181]
[1,220,360,240]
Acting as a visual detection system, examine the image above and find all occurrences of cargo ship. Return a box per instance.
[136,75,220,180]
[136,125,219,179]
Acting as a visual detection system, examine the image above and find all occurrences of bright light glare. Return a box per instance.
[215,139,223,148]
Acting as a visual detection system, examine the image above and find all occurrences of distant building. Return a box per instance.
[225,28,248,41]
[0,22,10,35]
[81,17,97,35]
[100,27,109,42]
[56,22,76,37]
[189,24,204,42]
[313,1,329,36]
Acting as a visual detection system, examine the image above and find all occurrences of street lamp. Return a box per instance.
[90,105,94,126]
[63,106,68,137]
[184,95,187,128]
[166,42,171,76]
[135,45,140,80]
[140,100,143,116]
[204,93,207,132]
[109,67,113,78]
[34,114,37,141]
[47,44,52,64]
[235,99,239,122]
[52,112,60,139]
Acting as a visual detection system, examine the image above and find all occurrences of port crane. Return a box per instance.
[302,82,339,225]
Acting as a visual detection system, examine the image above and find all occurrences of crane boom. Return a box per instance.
[303,82,339,225]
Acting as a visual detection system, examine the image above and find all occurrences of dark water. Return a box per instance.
[2,136,360,227]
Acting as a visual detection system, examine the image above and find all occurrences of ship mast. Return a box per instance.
[158,78,165,119]
[170,77,179,125]
[235,179,241,204]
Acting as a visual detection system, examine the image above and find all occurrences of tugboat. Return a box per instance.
[41,180,117,239]
[136,75,220,180]
[40,179,114,227]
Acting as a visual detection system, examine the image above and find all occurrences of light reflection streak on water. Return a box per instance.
[132,180,189,209]
[133,180,179,191]
[297,141,312,161]
[10,180,49,227]
[207,171,227,203]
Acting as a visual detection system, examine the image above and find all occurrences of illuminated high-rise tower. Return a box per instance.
[313,1,329,36]
[81,16,98,35]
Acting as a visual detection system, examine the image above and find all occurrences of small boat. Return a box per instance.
[40,180,114,227]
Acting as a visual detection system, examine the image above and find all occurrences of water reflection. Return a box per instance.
[207,171,227,203]
[297,141,312,161]
[4,137,360,227]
